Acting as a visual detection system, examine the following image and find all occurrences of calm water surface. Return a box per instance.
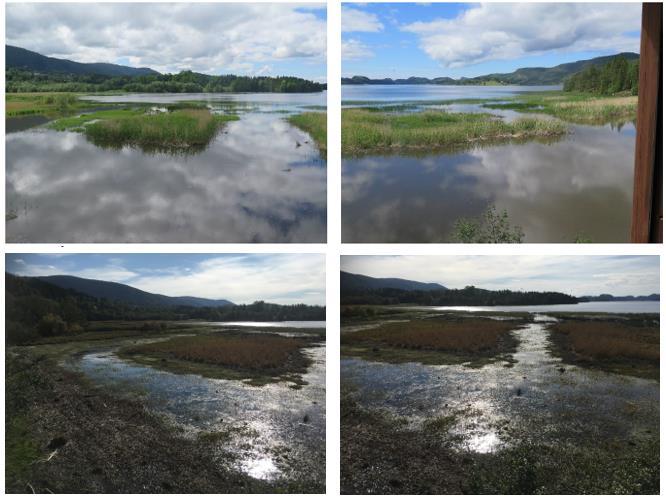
[7,92,326,243]
[419,300,660,314]
[341,85,634,243]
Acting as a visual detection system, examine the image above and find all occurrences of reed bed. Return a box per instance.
[345,319,518,353]
[84,108,238,151]
[549,321,658,361]
[341,108,566,156]
[123,333,309,370]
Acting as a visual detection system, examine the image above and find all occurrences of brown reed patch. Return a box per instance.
[123,333,310,371]
[344,319,518,353]
[549,321,658,361]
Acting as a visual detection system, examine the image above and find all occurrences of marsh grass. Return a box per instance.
[6,92,86,117]
[287,112,327,157]
[120,332,314,385]
[342,317,519,367]
[83,108,239,153]
[341,108,567,156]
[548,319,659,379]
[483,92,637,124]
[345,318,518,352]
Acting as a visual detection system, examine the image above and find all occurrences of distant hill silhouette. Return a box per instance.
[35,275,233,307]
[341,271,446,292]
[342,52,639,86]
[6,45,158,77]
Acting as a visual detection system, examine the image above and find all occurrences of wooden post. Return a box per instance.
[631,3,662,243]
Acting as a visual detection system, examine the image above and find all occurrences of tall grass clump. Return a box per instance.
[341,108,567,156]
[287,111,327,157]
[84,108,239,153]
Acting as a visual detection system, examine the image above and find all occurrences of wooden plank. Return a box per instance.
[631,3,662,242]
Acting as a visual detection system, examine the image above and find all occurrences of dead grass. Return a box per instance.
[123,333,309,370]
[549,321,658,361]
[345,319,518,353]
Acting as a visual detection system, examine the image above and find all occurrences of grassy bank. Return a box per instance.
[547,315,659,379]
[342,317,520,367]
[119,332,315,386]
[287,112,327,157]
[341,108,567,156]
[5,92,89,118]
[483,91,637,124]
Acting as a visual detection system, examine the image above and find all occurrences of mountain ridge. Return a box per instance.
[34,275,234,308]
[341,271,446,292]
[342,52,639,86]
[6,45,159,77]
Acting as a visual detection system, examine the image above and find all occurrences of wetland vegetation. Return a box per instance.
[341,308,659,494]
[6,272,326,493]
[342,51,640,243]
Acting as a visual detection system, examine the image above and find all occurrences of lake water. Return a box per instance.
[6,92,326,243]
[342,84,561,103]
[419,300,660,314]
[210,320,325,329]
[341,85,635,243]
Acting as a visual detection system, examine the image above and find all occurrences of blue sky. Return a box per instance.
[343,3,642,79]
[341,255,659,296]
[6,3,327,81]
[7,254,325,305]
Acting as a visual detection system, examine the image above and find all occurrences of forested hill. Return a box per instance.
[7,45,158,77]
[6,45,326,93]
[36,275,234,308]
[6,273,325,344]
[342,52,639,86]
[341,283,578,306]
[341,271,446,292]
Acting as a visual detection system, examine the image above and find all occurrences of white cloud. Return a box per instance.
[6,3,326,74]
[402,3,641,68]
[128,254,325,305]
[341,256,659,297]
[342,38,374,60]
[343,6,384,33]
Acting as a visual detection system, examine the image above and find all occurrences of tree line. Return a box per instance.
[6,273,324,344]
[563,56,639,95]
[6,68,326,93]
[341,284,578,307]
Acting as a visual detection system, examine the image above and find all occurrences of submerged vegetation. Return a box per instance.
[287,112,327,157]
[341,108,567,156]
